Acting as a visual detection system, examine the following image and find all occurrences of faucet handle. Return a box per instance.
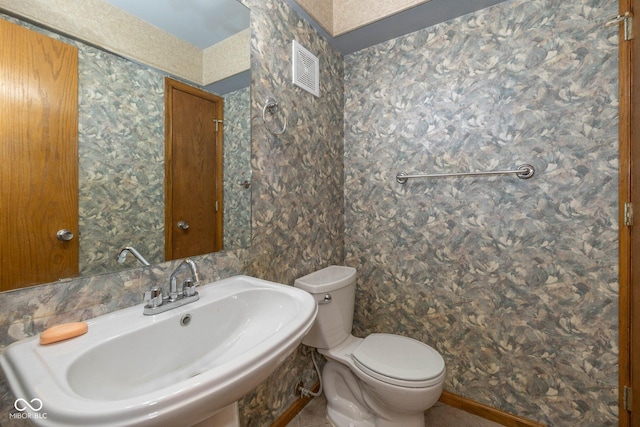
[143,287,163,308]
[182,279,197,297]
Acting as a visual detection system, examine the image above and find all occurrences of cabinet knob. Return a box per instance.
[177,221,190,230]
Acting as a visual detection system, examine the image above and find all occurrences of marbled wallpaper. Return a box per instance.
[0,0,621,425]
[78,45,166,275]
[224,86,253,250]
[0,1,344,426]
[344,0,619,426]
[239,0,345,422]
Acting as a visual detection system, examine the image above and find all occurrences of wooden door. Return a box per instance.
[0,19,79,291]
[165,78,223,260]
[629,0,640,423]
[620,0,640,424]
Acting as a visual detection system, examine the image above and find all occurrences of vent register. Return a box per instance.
[292,40,319,97]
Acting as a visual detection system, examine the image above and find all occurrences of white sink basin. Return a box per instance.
[1,275,317,427]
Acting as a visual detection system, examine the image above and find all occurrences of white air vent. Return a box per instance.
[292,40,319,97]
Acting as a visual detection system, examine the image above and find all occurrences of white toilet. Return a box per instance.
[294,266,445,427]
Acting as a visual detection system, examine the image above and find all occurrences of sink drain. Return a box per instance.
[180,314,192,326]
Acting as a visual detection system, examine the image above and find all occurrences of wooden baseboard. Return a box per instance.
[271,385,544,427]
[271,382,321,427]
[439,391,546,427]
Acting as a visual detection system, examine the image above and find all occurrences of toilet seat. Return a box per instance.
[351,334,445,388]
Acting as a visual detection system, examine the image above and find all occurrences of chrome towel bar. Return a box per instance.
[396,164,535,184]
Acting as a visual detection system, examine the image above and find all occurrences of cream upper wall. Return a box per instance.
[334,0,430,35]
[0,0,249,87]
[203,29,251,85]
[294,0,333,34]
[295,0,430,36]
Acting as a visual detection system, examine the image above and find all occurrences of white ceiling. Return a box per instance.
[102,0,249,49]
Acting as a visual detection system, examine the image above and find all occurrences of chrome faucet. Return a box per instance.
[168,259,202,300]
[143,259,202,315]
[117,246,151,266]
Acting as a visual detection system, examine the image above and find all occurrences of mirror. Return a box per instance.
[0,0,251,289]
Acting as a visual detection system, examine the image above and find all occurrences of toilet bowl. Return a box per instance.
[294,266,445,427]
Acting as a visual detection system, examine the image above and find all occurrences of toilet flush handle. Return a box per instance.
[318,294,332,305]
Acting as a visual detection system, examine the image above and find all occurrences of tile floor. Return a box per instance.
[288,394,503,427]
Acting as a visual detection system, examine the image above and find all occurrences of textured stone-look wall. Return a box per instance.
[0,0,344,425]
[78,45,166,275]
[246,0,345,286]
[239,0,345,422]
[344,0,618,425]
[224,86,253,250]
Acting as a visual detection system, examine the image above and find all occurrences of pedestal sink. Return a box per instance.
[0,275,318,427]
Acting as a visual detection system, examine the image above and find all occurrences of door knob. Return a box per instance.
[56,229,74,241]
[177,221,190,230]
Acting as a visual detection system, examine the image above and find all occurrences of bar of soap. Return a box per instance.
[40,322,88,345]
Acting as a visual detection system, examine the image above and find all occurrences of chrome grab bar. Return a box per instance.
[396,164,534,184]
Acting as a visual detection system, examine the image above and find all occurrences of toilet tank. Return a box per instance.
[294,266,357,349]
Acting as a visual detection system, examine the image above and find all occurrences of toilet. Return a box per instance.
[294,266,445,427]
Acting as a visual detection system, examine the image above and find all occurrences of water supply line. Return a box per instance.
[299,350,323,398]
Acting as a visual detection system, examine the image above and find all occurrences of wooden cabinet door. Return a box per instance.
[0,19,79,291]
[165,78,223,260]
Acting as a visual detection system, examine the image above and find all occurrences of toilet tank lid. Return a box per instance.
[294,265,356,293]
